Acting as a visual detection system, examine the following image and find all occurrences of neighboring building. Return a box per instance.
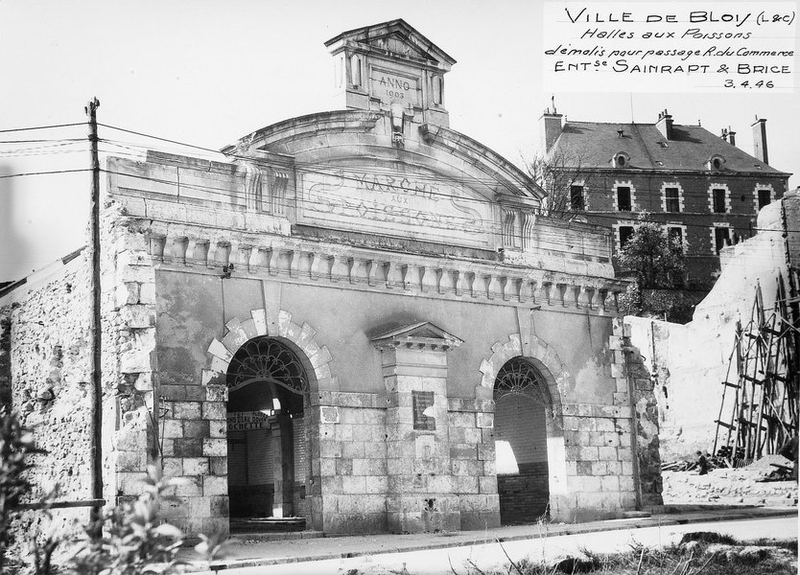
[540,106,792,288]
[1,20,661,538]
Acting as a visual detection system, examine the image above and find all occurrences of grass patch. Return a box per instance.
[460,535,799,575]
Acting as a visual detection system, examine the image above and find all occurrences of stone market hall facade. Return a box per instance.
[0,20,661,537]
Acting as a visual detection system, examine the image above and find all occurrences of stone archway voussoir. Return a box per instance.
[205,308,333,394]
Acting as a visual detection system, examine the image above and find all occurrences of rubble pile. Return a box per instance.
[662,454,798,507]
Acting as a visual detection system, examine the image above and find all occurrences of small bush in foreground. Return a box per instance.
[70,465,185,575]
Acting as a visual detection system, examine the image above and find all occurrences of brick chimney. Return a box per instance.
[656,109,673,140]
[751,117,769,164]
[720,127,736,146]
[540,105,563,153]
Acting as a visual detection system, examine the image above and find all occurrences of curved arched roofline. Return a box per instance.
[420,123,544,199]
[221,110,382,156]
[223,109,544,200]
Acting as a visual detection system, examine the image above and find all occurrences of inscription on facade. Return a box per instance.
[370,69,418,104]
[227,411,270,431]
[303,169,491,246]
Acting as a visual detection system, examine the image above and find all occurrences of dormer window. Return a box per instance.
[707,155,725,171]
[612,152,630,169]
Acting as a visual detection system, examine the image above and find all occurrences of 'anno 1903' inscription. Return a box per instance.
[370,69,418,103]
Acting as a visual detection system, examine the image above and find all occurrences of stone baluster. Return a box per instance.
[402,264,421,291]
[330,255,351,282]
[439,269,456,295]
[365,259,378,286]
[420,267,438,293]
[251,247,269,272]
[286,249,299,278]
[267,247,281,276]
[556,283,567,306]
[248,246,261,273]
[462,272,477,298]
[236,245,253,271]
[385,261,403,289]
[350,257,368,284]
[206,241,219,269]
[584,287,596,309]
[310,253,331,280]
[519,279,535,303]
[170,237,188,265]
[221,242,234,269]
[539,281,553,305]
[193,240,210,267]
[598,288,609,311]
[149,235,166,262]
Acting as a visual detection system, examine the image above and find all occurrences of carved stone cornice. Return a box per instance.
[139,220,628,316]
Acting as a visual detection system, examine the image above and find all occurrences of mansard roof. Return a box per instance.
[325,18,456,69]
[550,121,789,176]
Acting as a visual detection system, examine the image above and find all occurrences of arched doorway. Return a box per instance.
[493,357,551,524]
[226,336,310,531]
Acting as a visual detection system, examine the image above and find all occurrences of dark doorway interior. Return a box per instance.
[493,357,550,524]
[226,337,309,532]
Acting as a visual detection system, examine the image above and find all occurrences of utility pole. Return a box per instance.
[86,97,103,531]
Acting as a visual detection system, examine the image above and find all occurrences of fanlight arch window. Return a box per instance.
[494,357,550,406]
[226,337,309,395]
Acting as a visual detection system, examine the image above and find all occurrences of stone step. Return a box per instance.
[229,530,324,542]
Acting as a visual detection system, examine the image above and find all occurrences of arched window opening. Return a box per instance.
[494,357,551,406]
[228,337,309,398]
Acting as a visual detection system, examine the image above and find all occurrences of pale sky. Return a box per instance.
[1,0,797,281]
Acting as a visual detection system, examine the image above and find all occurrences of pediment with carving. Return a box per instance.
[371,321,464,351]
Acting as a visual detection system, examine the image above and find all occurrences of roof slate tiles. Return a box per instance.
[550,121,788,176]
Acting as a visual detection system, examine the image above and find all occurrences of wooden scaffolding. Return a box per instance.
[713,272,800,466]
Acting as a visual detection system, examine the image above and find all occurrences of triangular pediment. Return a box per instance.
[371,321,463,350]
[366,32,434,61]
[325,19,456,69]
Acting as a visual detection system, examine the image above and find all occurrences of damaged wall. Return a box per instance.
[0,251,95,536]
[627,193,797,462]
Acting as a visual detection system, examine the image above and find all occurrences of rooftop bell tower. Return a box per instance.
[325,19,456,128]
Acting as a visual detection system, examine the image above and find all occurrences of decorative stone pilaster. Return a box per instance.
[372,322,463,533]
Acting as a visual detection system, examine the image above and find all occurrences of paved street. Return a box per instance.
[188,507,798,574]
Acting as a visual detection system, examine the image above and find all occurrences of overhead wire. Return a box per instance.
[0,141,88,158]
[96,136,780,237]
[0,138,87,144]
[0,121,791,245]
[96,153,790,239]
[94,126,787,206]
[97,165,794,268]
[0,168,91,179]
[0,122,85,134]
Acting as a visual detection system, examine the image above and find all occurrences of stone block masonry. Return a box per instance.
[1,254,94,506]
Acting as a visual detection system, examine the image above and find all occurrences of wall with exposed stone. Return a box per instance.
[0,251,95,538]
[626,195,796,462]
